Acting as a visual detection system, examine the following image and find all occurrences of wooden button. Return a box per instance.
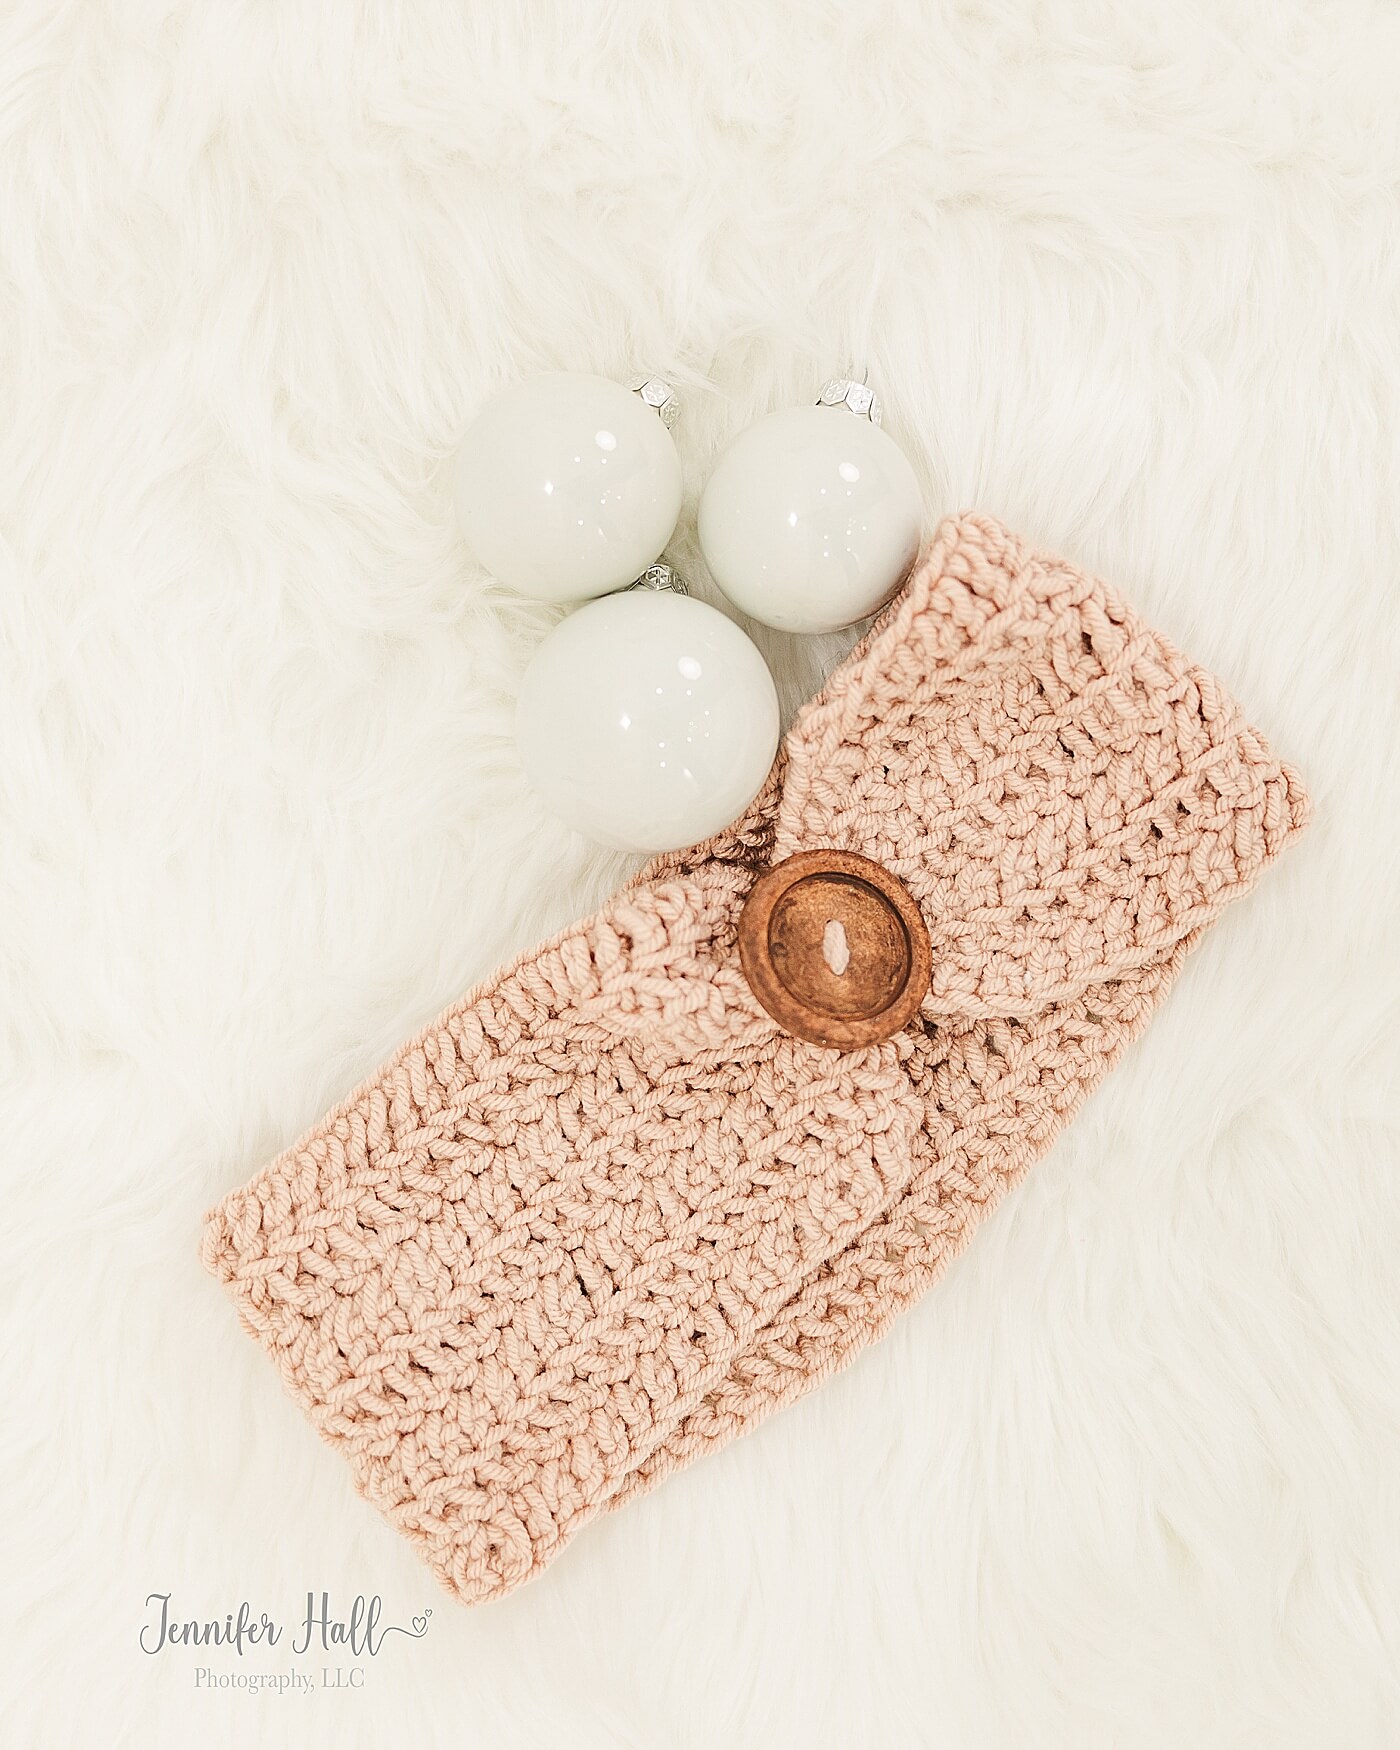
[738,849,932,1049]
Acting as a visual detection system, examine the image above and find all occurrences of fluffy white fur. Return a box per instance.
[3,1,1398,1744]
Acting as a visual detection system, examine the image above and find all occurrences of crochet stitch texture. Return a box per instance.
[202,514,1309,1604]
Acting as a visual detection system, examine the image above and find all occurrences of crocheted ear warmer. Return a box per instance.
[202,513,1308,1605]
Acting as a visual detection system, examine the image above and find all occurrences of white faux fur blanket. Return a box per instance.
[2,2,1397,1746]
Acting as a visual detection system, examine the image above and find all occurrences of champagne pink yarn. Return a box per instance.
[201,514,1309,1605]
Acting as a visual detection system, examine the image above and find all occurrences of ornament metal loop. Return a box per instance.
[817,377,883,426]
[630,375,682,429]
[628,561,689,596]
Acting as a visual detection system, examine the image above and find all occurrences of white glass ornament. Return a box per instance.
[452,373,684,603]
[697,384,924,634]
[516,575,780,853]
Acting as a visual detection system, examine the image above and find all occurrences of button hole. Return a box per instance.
[822,918,851,976]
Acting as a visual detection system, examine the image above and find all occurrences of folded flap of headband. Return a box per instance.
[771,516,1309,1020]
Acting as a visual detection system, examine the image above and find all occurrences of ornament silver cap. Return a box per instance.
[817,377,882,426]
[628,561,689,596]
[630,374,682,429]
